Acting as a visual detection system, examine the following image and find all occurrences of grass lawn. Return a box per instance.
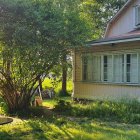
[0,115,140,140]
[0,98,140,140]
[42,97,71,108]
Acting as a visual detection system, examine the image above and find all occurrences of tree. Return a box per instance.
[0,0,91,113]
[59,0,126,94]
[81,0,127,38]
[53,0,92,95]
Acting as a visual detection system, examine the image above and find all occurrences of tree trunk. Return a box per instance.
[62,54,67,94]
[39,76,43,92]
[3,90,31,114]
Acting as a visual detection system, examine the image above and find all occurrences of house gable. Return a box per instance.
[105,0,140,38]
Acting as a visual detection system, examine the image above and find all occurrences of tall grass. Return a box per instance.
[54,99,140,124]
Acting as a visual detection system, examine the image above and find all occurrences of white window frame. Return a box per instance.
[135,5,140,26]
[81,51,140,85]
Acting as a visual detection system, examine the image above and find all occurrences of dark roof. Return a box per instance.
[87,29,140,46]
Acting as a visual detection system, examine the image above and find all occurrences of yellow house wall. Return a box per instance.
[73,41,140,101]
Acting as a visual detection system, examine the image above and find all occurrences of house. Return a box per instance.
[73,0,140,101]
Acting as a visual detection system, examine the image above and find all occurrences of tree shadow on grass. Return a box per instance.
[0,112,140,140]
[74,120,140,140]
[21,116,140,140]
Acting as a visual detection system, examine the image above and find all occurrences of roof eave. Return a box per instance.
[88,37,140,46]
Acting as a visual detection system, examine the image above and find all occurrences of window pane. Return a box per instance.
[138,7,140,24]
[103,56,108,81]
[103,55,112,82]
[131,54,138,83]
[127,54,131,64]
[93,56,101,82]
[114,54,124,82]
[87,56,93,81]
[135,6,140,25]
[82,56,88,81]
[104,56,107,64]
[126,54,138,83]
[126,54,131,82]
[82,54,94,81]
[127,73,131,82]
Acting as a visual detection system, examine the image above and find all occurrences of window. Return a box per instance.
[127,54,138,83]
[135,6,140,25]
[93,56,101,81]
[126,54,131,82]
[82,55,88,81]
[114,54,124,83]
[82,52,139,84]
[103,56,108,81]
[103,55,112,82]
[82,55,93,81]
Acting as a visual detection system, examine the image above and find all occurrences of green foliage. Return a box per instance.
[0,96,7,115]
[0,0,88,113]
[81,0,126,38]
[54,100,72,113]
[42,78,73,94]
[53,99,140,124]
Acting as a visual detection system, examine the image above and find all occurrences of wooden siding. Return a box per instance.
[73,41,140,101]
[74,82,140,101]
[106,0,140,37]
[75,52,82,82]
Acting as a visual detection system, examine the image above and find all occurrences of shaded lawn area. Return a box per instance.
[42,97,70,108]
[0,98,140,140]
[0,117,140,140]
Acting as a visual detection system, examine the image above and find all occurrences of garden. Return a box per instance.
[0,0,140,140]
[1,97,140,140]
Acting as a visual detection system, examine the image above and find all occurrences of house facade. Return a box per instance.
[73,0,140,101]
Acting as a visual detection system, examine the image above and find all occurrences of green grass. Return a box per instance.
[53,98,140,124]
[0,116,140,140]
[42,97,71,108]
[1,98,140,140]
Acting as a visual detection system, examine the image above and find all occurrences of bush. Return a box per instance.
[54,100,72,115]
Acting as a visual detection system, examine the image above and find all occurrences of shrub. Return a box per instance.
[54,100,72,115]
